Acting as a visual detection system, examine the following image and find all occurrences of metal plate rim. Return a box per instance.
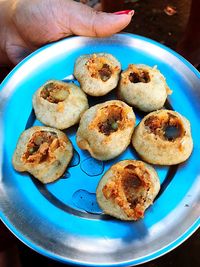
[0,33,200,266]
[0,211,199,266]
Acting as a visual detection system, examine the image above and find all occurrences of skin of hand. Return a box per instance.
[0,0,134,66]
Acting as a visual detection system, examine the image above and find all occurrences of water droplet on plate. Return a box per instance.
[69,149,80,167]
[80,157,104,176]
[72,189,103,214]
[61,171,71,179]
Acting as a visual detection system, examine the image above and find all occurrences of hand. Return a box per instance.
[0,0,134,66]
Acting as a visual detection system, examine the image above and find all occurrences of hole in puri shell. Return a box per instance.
[129,70,150,83]
[98,64,112,82]
[164,124,182,141]
[41,82,69,103]
[122,164,149,209]
[23,131,59,163]
[144,113,184,141]
[123,173,142,190]
[122,172,142,206]
[102,164,147,219]
[98,105,123,136]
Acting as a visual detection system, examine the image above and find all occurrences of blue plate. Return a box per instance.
[0,33,200,266]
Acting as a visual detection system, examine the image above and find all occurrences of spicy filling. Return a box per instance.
[97,105,124,136]
[102,164,151,219]
[144,112,184,141]
[129,69,150,83]
[86,55,118,82]
[98,64,112,82]
[23,131,60,163]
[40,82,69,103]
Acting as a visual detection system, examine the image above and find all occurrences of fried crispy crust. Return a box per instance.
[74,53,121,96]
[33,80,89,130]
[76,100,135,160]
[132,110,193,165]
[96,160,160,220]
[118,64,172,112]
[12,126,73,183]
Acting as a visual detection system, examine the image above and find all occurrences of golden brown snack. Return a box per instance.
[118,64,172,112]
[96,160,160,220]
[74,53,121,96]
[76,100,135,160]
[132,110,193,165]
[12,126,73,183]
[33,80,89,129]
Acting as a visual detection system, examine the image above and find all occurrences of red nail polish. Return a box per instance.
[114,10,134,15]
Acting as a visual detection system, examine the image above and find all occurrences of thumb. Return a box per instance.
[66,1,134,37]
[13,0,134,46]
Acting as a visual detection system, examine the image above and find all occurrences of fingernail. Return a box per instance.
[114,10,134,16]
